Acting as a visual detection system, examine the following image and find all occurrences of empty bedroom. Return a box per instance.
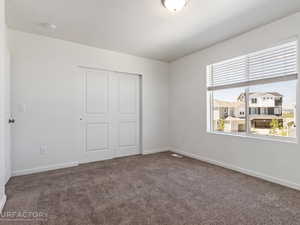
[0,0,300,224]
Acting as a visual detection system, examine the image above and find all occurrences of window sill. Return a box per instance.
[207,131,297,144]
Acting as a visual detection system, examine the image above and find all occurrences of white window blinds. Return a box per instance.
[209,56,247,87]
[207,41,298,91]
[248,41,297,81]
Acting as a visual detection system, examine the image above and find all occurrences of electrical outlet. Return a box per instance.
[40,145,47,155]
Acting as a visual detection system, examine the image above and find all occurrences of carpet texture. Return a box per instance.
[1,152,300,225]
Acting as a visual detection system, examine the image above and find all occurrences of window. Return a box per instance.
[249,80,296,138]
[212,87,246,134]
[207,41,298,141]
[251,98,257,104]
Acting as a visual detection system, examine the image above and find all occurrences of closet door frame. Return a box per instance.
[79,66,142,163]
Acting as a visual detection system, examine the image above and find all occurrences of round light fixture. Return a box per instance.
[162,0,188,12]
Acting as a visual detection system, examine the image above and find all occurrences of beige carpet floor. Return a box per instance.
[1,152,300,225]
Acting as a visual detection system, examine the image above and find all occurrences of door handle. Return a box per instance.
[8,118,15,124]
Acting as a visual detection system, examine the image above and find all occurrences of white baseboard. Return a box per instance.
[11,149,170,177]
[172,148,300,191]
[5,175,10,185]
[12,162,79,177]
[142,147,170,155]
[0,194,7,213]
[5,172,11,185]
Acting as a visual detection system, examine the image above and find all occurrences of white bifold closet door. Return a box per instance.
[81,68,140,163]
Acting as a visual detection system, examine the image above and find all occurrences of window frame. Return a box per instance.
[207,40,298,143]
[208,85,298,143]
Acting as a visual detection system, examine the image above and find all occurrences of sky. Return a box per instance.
[214,80,297,105]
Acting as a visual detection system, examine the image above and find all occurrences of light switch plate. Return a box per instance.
[40,145,47,155]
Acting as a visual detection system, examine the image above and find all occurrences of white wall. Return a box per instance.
[170,12,300,189]
[9,30,169,175]
[4,47,11,183]
[0,0,9,212]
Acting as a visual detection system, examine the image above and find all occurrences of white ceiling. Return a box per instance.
[6,0,300,62]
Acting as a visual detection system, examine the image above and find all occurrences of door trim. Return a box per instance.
[78,66,143,160]
[78,65,142,77]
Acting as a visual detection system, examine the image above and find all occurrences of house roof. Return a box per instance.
[214,99,245,108]
[250,92,282,97]
[237,92,282,101]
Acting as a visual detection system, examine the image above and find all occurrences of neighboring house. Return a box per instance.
[214,92,283,131]
[213,100,245,132]
[214,100,245,120]
[283,103,297,127]
[239,92,283,129]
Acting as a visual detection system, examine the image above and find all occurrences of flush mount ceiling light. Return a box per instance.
[162,0,189,12]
